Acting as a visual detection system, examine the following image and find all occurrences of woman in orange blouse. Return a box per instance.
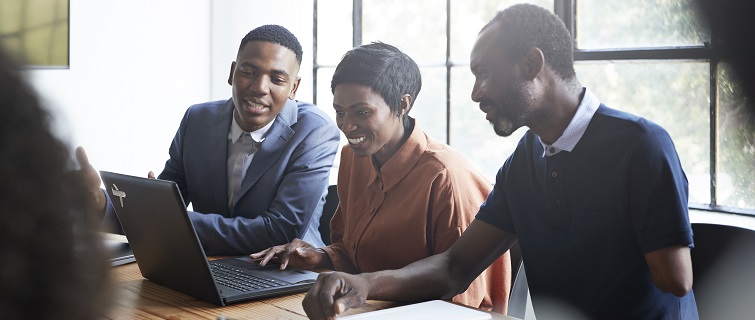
[252,42,510,312]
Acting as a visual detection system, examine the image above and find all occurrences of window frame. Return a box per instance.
[312,0,755,216]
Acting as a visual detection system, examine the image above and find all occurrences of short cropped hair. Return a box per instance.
[238,24,303,65]
[331,42,422,123]
[485,4,576,80]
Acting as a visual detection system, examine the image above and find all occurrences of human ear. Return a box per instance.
[289,77,301,100]
[398,94,412,117]
[228,61,236,86]
[519,47,545,81]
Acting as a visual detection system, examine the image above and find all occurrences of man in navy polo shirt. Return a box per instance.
[301,4,698,319]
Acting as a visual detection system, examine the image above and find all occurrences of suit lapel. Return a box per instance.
[237,99,298,202]
[208,99,234,215]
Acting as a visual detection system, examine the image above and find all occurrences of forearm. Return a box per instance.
[190,211,297,255]
[362,253,461,302]
[365,222,516,302]
[645,245,693,297]
[303,220,516,319]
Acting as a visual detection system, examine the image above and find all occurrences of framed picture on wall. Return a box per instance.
[0,0,70,68]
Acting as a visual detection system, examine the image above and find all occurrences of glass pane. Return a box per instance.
[0,0,69,66]
[316,67,345,185]
[317,0,353,66]
[575,61,710,204]
[450,66,527,181]
[450,0,553,63]
[577,0,709,49]
[316,67,337,121]
[362,0,446,63]
[718,63,755,209]
[412,67,448,143]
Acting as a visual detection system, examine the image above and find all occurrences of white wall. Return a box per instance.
[25,0,315,177]
[28,0,212,176]
[209,0,314,102]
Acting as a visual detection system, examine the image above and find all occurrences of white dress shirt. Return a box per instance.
[227,116,273,210]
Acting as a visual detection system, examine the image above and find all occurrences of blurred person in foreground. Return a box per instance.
[0,45,111,319]
[252,42,511,312]
[301,5,698,319]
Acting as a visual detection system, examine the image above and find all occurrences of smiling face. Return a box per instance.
[470,22,539,137]
[333,83,408,165]
[228,41,301,132]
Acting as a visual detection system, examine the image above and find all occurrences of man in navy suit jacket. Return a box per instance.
[77,25,340,255]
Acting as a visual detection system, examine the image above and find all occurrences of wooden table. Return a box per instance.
[107,260,513,319]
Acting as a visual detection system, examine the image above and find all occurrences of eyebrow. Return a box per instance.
[239,62,291,78]
[333,102,374,109]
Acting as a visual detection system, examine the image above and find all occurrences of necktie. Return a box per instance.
[229,133,259,210]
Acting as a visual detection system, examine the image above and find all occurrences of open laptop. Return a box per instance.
[100,170,318,306]
[102,233,135,266]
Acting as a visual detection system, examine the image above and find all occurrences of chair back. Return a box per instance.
[319,185,339,245]
[508,261,529,319]
[691,222,755,319]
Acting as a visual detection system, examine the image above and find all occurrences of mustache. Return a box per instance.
[479,98,496,110]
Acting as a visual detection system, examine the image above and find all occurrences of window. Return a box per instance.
[0,0,69,67]
[314,0,755,215]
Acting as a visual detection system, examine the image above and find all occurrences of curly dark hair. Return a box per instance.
[484,4,576,81]
[331,42,422,127]
[0,46,111,319]
[239,24,303,65]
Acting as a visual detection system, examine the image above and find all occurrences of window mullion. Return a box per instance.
[554,0,576,47]
[708,12,720,208]
[313,0,319,105]
[710,61,718,207]
[445,0,451,145]
[352,0,362,47]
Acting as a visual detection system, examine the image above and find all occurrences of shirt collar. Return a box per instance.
[368,118,427,192]
[228,113,274,143]
[539,87,600,157]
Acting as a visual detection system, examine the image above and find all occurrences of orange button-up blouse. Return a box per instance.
[321,122,510,312]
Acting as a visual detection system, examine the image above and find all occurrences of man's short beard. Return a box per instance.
[492,117,519,137]
[490,80,536,137]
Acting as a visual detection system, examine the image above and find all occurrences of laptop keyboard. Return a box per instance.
[210,262,286,292]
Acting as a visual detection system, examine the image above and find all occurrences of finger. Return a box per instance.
[316,275,341,319]
[333,284,365,316]
[259,247,280,267]
[280,244,304,270]
[334,300,346,315]
[279,246,299,270]
[309,273,338,319]
[249,248,270,259]
[147,171,155,179]
[303,280,328,320]
[75,146,92,170]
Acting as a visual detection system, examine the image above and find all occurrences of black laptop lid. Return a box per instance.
[100,171,223,305]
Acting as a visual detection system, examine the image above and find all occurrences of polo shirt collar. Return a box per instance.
[540,87,600,157]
